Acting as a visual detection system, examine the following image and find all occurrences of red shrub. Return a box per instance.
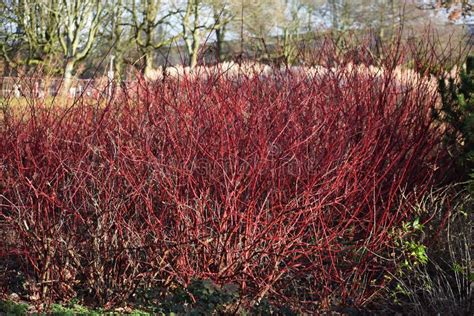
[0,59,447,310]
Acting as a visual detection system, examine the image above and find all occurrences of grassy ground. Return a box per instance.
[0,299,151,315]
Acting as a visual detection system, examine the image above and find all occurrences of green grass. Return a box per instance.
[0,300,152,316]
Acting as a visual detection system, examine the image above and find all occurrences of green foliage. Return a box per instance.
[49,303,102,316]
[436,56,474,183]
[134,279,295,315]
[1,280,295,315]
[249,298,297,316]
[182,280,237,314]
[138,279,240,315]
[0,300,151,316]
[392,217,429,270]
[379,187,473,315]
[0,300,29,315]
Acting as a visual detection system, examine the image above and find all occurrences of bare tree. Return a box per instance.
[277,0,316,64]
[228,0,285,60]
[106,0,127,79]
[127,0,181,78]
[208,0,235,61]
[57,0,106,94]
[179,0,208,68]
[0,0,61,72]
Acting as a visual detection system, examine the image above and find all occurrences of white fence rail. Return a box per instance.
[0,77,113,98]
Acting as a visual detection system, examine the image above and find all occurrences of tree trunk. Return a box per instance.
[144,51,158,80]
[189,0,200,69]
[330,0,338,30]
[62,59,75,97]
[114,54,123,81]
[283,28,292,65]
[189,30,200,68]
[214,13,225,62]
[216,27,223,62]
